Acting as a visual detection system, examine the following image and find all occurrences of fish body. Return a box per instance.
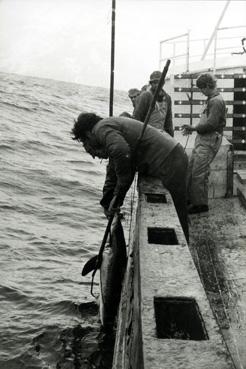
[99,214,127,329]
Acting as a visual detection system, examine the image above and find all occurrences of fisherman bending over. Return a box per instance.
[182,73,226,214]
[133,70,174,137]
[71,113,189,242]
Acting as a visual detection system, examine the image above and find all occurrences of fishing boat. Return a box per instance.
[109,2,246,368]
[80,0,246,367]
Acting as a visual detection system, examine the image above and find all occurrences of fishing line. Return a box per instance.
[184,134,190,150]
[182,88,193,151]
[179,126,191,151]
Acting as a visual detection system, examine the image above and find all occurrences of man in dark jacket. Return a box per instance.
[133,70,174,137]
[72,112,189,241]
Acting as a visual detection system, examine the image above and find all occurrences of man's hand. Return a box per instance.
[103,206,120,218]
[181,124,194,136]
[103,196,120,218]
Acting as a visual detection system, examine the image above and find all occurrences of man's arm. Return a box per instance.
[100,160,117,210]
[196,98,225,134]
[182,98,225,135]
[98,129,135,208]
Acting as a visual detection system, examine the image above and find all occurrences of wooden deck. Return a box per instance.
[189,196,246,369]
[113,177,239,369]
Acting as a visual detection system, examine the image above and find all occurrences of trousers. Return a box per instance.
[160,143,189,243]
[187,132,222,206]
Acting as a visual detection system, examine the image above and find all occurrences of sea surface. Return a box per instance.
[0,72,133,369]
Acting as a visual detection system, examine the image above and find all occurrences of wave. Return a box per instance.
[0,143,15,151]
[0,284,30,302]
[0,72,130,368]
[0,100,38,113]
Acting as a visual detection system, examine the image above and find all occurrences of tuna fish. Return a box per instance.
[99,214,127,330]
[81,213,127,330]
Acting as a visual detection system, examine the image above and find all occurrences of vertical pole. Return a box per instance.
[159,42,162,70]
[186,30,190,72]
[213,29,218,72]
[190,78,193,126]
[109,0,116,117]
[173,42,176,68]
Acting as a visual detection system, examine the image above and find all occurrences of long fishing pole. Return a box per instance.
[109,0,116,116]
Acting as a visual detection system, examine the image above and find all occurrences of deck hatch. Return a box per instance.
[154,297,209,340]
[148,227,178,245]
[145,193,167,203]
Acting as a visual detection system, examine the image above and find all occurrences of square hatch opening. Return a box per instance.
[148,227,178,245]
[145,193,167,203]
[154,297,209,340]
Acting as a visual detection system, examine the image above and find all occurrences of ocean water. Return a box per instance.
[0,72,133,369]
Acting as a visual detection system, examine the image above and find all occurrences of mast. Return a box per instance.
[109,0,116,116]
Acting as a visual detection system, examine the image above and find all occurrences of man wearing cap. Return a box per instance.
[128,88,140,108]
[119,88,140,118]
[133,70,174,137]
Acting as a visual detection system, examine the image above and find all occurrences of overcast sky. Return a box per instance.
[0,0,245,91]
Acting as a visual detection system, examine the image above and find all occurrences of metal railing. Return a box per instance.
[159,25,246,73]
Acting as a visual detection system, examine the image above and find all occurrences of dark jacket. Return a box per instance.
[133,90,174,137]
[196,92,226,135]
[91,117,178,208]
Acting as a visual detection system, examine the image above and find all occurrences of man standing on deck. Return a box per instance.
[133,70,174,137]
[71,113,189,242]
[119,88,140,118]
[128,88,140,109]
[182,73,226,214]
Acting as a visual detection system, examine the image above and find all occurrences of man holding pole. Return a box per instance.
[133,70,174,137]
[71,113,189,242]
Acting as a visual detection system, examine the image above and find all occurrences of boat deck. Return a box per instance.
[189,196,246,368]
